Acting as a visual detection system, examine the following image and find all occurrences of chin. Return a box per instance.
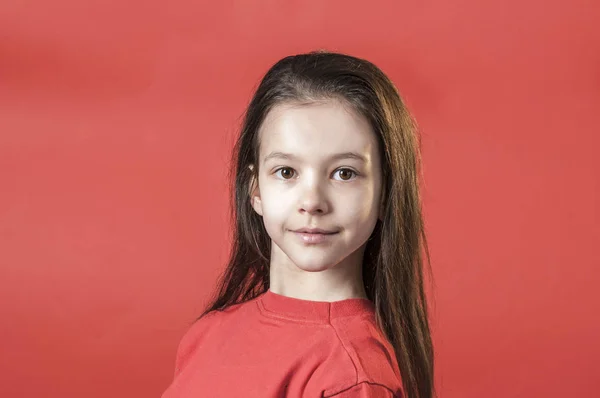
[293,263,335,273]
[286,251,346,272]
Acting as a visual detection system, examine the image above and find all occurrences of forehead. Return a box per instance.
[258,100,377,163]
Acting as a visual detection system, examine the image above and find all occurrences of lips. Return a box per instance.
[293,228,338,234]
[293,230,338,244]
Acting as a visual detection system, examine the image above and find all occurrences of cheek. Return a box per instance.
[339,191,379,245]
[259,185,291,225]
[338,187,378,222]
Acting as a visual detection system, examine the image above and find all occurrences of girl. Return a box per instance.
[162,50,434,398]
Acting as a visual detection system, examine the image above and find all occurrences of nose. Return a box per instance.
[298,174,330,215]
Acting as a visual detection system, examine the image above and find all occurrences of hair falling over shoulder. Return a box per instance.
[198,50,435,398]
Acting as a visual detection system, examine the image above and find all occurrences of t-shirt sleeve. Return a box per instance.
[172,335,189,377]
[327,382,400,397]
[171,318,207,377]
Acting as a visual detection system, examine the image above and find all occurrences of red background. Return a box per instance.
[1,1,598,397]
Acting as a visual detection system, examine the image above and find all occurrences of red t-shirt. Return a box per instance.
[162,289,404,397]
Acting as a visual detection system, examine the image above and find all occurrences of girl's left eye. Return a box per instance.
[333,168,357,181]
[273,167,357,181]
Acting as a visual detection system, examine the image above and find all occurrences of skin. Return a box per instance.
[250,99,384,302]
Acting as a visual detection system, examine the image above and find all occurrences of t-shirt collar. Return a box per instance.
[258,288,375,324]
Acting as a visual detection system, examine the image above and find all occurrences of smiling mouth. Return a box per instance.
[292,228,338,234]
[293,231,339,244]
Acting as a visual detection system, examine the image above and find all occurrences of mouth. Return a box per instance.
[292,230,339,244]
[293,228,338,234]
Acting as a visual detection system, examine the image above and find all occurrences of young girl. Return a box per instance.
[162,50,434,398]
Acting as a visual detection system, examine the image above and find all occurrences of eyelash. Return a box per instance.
[273,167,359,181]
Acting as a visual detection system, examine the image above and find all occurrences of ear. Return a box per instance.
[248,164,263,217]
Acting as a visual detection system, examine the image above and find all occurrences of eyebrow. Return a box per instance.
[263,151,367,164]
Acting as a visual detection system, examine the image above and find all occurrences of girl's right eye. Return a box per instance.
[274,167,295,180]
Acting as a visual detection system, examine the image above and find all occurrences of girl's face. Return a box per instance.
[250,100,383,274]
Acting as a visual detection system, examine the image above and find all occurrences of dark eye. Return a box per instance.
[334,168,357,181]
[275,167,295,179]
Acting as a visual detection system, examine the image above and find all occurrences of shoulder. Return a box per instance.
[322,314,403,397]
[177,299,253,347]
[172,301,249,375]
[324,381,400,397]
[171,311,219,375]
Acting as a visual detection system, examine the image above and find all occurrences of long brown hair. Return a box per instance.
[199,50,435,398]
